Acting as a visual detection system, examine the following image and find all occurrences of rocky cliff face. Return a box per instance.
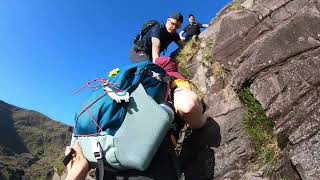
[181,0,320,179]
[0,100,72,179]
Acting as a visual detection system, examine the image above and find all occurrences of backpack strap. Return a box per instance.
[92,140,104,180]
[163,134,183,179]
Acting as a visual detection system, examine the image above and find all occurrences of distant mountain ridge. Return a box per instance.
[0,100,72,179]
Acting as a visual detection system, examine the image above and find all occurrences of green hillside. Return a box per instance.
[0,100,72,179]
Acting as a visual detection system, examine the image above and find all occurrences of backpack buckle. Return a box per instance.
[93,140,105,180]
[92,140,103,160]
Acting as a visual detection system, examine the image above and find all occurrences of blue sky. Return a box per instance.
[0,0,231,125]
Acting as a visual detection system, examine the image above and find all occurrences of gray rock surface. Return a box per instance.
[185,0,320,179]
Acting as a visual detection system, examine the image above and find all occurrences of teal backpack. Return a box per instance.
[70,61,175,178]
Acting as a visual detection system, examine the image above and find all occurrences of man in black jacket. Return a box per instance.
[179,14,209,42]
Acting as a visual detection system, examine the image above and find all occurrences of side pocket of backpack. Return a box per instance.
[112,84,172,171]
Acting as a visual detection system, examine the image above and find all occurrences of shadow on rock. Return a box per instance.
[179,117,221,180]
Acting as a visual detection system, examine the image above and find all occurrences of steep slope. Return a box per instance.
[0,100,72,179]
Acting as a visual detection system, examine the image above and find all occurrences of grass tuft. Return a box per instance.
[199,39,215,67]
[230,0,244,10]
[175,39,200,63]
[239,87,281,164]
[175,38,201,78]
[212,61,225,79]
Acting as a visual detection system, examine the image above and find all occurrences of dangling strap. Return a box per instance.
[92,140,104,180]
[165,136,182,180]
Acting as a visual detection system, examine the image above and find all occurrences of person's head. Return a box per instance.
[165,12,183,34]
[188,14,195,24]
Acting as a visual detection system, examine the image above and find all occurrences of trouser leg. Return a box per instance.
[179,117,221,180]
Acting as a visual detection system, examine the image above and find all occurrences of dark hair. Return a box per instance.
[188,14,194,18]
[170,12,184,23]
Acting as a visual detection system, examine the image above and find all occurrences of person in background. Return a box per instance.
[179,14,209,42]
[130,12,185,63]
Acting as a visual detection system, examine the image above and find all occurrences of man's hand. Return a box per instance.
[65,143,90,180]
[179,31,185,40]
[202,24,209,28]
